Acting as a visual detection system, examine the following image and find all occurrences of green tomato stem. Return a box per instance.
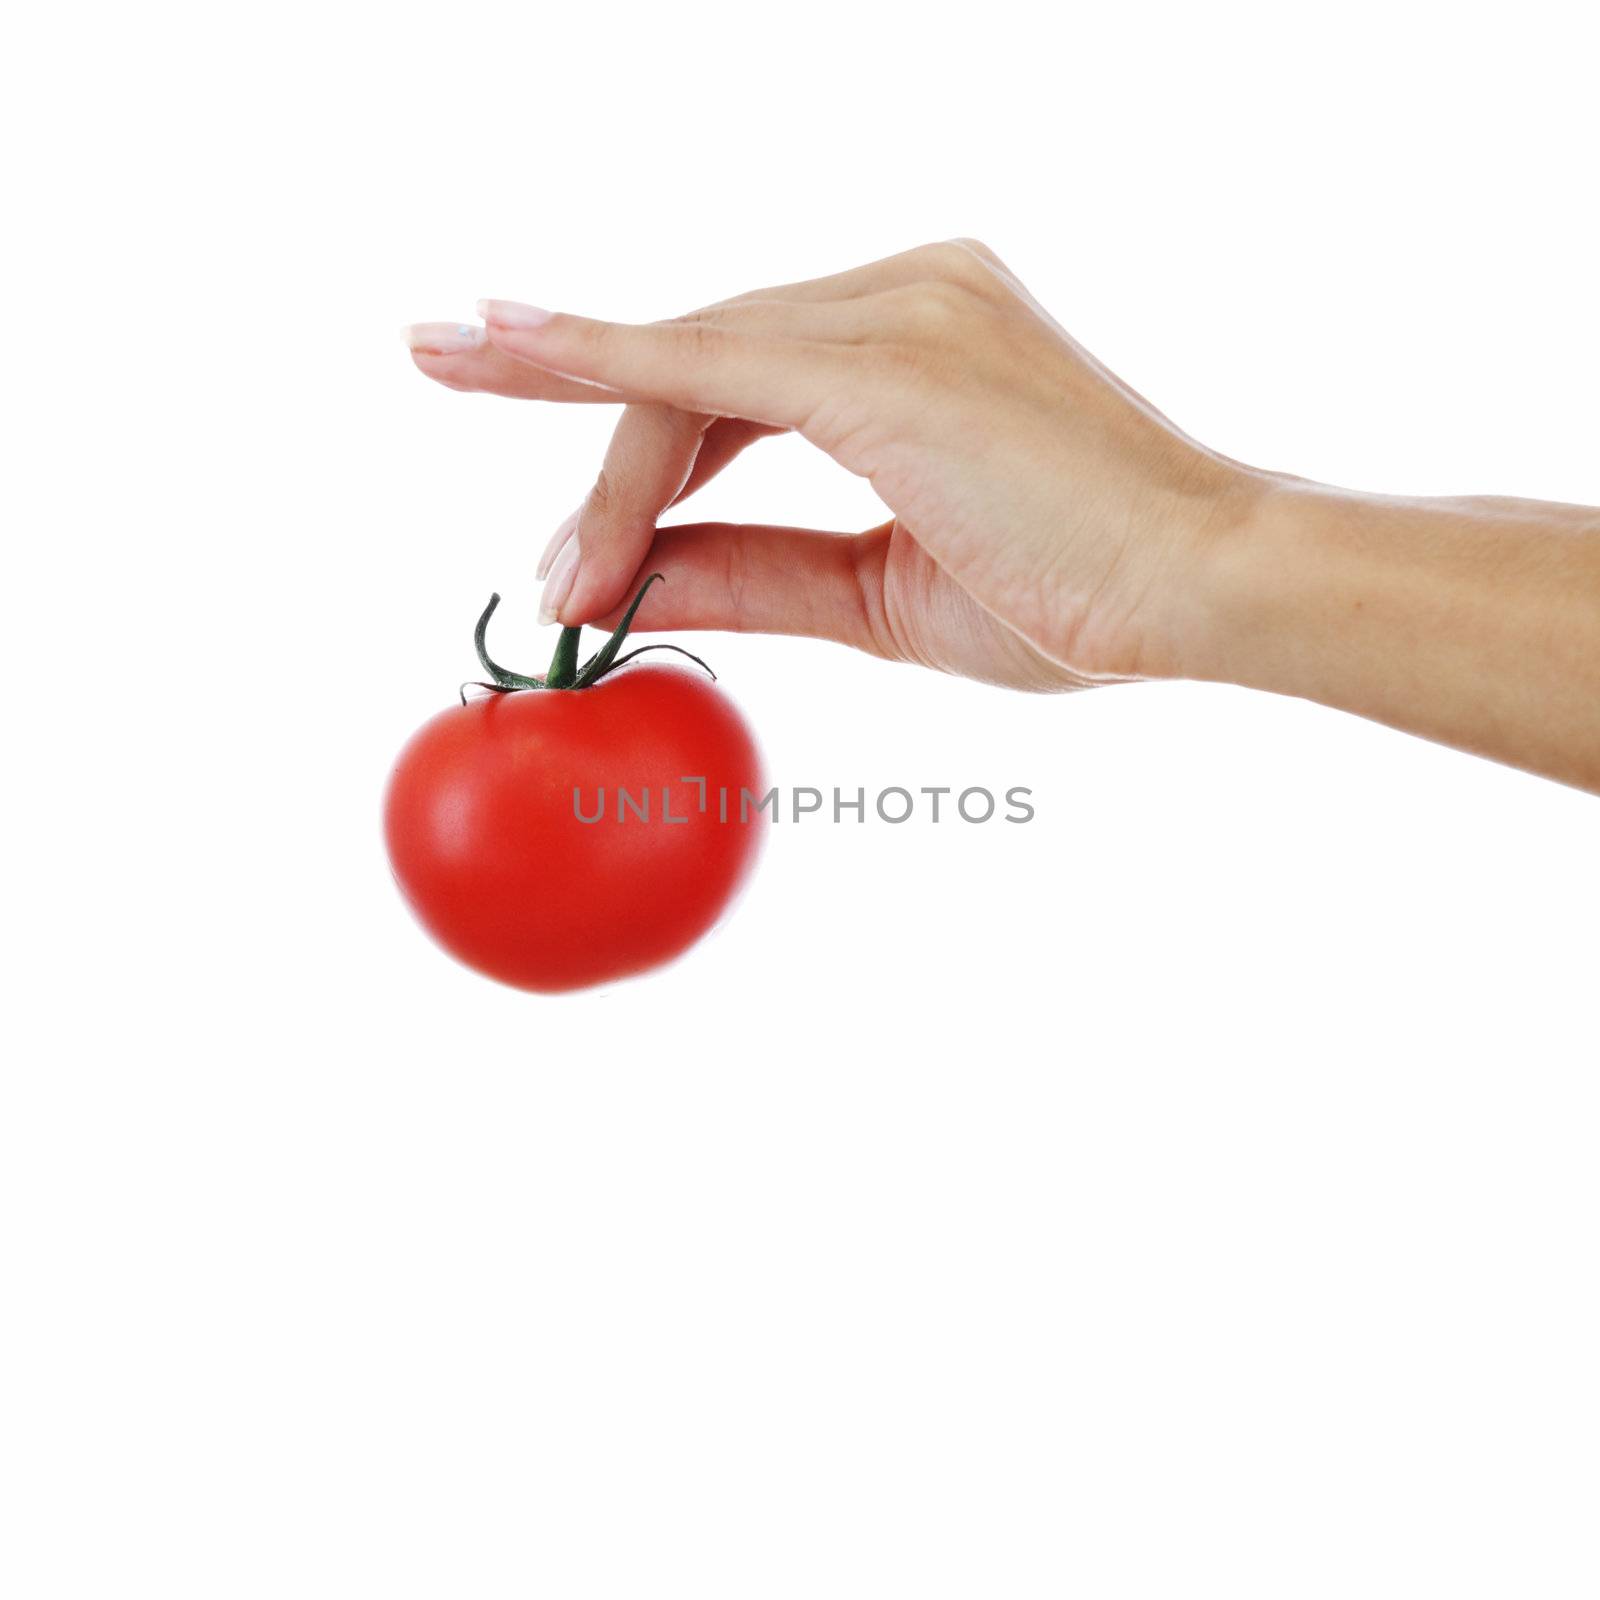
[545,625,583,689]
[469,574,692,695]
[473,593,544,690]
[571,574,665,687]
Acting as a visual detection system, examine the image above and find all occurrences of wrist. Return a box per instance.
[1113,462,1304,687]
[1168,471,1346,692]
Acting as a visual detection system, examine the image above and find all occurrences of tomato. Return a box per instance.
[384,583,765,993]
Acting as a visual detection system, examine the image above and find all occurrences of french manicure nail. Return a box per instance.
[537,507,581,582]
[477,298,554,331]
[538,531,581,625]
[402,321,484,354]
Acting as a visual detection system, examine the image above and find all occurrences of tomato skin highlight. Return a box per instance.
[384,665,765,992]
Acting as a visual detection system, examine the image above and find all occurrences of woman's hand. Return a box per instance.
[405,241,1263,692]
[406,242,1600,790]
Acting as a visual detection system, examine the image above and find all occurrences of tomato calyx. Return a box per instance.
[462,572,715,703]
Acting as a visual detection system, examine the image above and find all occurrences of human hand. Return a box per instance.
[405,241,1265,692]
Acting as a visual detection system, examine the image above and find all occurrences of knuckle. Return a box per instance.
[564,312,605,352]
[947,235,999,267]
[917,239,992,287]
[586,468,618,519]
[668,306,732,342]
[892,279,979,335]
[844,526,902,662]
[670,316,724,360]
[722,529,753,630]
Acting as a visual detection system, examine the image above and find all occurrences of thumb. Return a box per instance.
[581,521,892,657]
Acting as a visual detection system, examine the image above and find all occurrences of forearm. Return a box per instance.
[1192,480,1600,792]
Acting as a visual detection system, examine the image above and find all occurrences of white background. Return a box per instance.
[4,2,1598,1595]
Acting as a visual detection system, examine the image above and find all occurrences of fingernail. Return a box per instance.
[537,506,581,582]
[477,298,554,331]
[402,321,484,354]
[538,530,581,625]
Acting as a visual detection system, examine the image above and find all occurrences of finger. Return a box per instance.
[716,237,1017,309]
[670,419,786,505]
[582,521,886,657]
[414,238,1021,403]
[539,414,782,584]
[479,300,852,426]
[403,322,621,403]
[596,521,1081,693]
[547,404,712,624]
[541,410,786,621]
[480,276,999,420]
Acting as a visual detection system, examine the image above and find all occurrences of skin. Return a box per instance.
[405,240,1600,794]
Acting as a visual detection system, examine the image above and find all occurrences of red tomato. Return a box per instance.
[385,662,765,992]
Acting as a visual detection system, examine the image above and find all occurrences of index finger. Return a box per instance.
[404,322,624,403]
[477,300,848,432]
